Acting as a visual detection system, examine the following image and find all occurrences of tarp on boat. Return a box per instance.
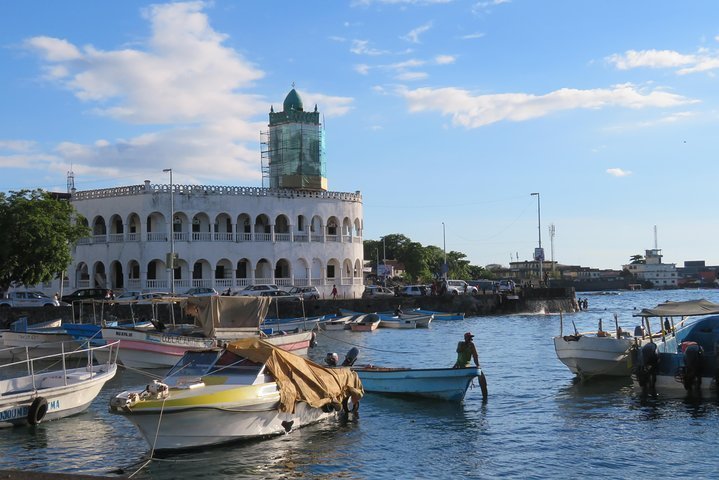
[186,296,271,337]
[634,299,719,318]
[227,337,364,413]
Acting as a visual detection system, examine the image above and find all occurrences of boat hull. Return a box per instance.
[102,328,313,369]
[355,366,481,402]
[553,335,635,378]
[0,364,117,428]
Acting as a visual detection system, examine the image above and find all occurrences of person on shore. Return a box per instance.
[331,284,338,300]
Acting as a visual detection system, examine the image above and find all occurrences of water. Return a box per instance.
[2,289,719,479]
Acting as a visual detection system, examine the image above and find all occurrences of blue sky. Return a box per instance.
[1,0,718,270]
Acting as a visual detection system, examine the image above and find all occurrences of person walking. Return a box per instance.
[331,284,338,300]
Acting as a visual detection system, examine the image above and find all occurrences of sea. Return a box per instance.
[2,289,719,479]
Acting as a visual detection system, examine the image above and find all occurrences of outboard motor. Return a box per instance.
[633,325,645,338]
[681,342,704,391]
[636,342,659,390]
[324,352,339,367]
[342,347,359,366]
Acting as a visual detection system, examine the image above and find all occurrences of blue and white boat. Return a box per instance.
[632,299,719,394]
[405,308,464,321]
[353,365,486,402]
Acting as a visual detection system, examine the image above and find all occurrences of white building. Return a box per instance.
[57,88,365,298]
[623,248,678,288]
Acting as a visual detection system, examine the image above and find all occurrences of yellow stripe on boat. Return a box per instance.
[131,383,279,410]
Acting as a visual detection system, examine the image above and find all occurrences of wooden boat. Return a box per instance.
[0,340,119,427]
[378,315,417,329]
[109,338,362,450]
[102,296,315,369]
[353,365,486,402]
[406,309,464,321]
[349,314,380,332]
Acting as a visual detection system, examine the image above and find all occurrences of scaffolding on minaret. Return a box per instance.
[66,168,75,194]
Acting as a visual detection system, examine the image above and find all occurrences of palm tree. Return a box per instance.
[629,254,645,264]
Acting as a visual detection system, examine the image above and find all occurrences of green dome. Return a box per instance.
[283,88,303,112]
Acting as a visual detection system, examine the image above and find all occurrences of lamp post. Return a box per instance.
[163,168,175,295]
[442,222,447,280]
[530,192,542,285]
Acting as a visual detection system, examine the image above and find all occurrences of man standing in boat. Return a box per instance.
[454,332,488,399]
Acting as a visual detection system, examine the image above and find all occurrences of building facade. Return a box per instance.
[55,88,365,298]
[623,248,678,288]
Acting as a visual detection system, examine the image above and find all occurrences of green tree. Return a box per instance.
[0,190,89,291]
[629,254,645,264]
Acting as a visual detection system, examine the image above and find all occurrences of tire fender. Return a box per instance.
[27,397,48,425]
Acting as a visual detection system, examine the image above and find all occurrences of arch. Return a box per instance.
[310,215,323,241]
[342,217,352,237]
[108,214,124,235]
[326,258,340,282]
[191,212,212,241]
[354,217,362,237]
[75,262,89,288]
[296,214,307,233]
[127,259,141,289]
[92,261,107,288]
[326,216,339,237]
[236,258,251,287]
[191,259,212,287]
[172,212,190,241]
[311,258,324,285]
[254,214,271,242]
[274,214,291,233]
[255,258,273,283]
[110,260,124,289]
[294,258,310,286]
[145,212,166,241]
[354,258,362,278]
[214,213,233,241]
[91,216,107,235]
[274,258,292,288]
[236,213,252,241]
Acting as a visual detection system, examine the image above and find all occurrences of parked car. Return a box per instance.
[362,286,396,298]
[400,285,427,297]
[498,280,516,293]
[445,280,478,295]
[0,291,60,308]
[234,284,280,296]
[61,288,108,304]
[135,292,173,304]
[287,286,320,300]
[115,290,143,301]
[468,279,497,293]
[182,287,218,297]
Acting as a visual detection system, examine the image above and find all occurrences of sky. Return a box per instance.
[1,0,718,271]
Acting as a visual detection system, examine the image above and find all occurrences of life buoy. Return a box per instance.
[27,397,48,425]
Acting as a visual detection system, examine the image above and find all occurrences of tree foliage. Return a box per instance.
[0,190,89,290]
[629,254,645,264]
[364,233,495,283]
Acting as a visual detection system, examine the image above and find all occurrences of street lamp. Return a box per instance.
[442,222,447,280]
[163,168,175,295]
[530,192,542,285]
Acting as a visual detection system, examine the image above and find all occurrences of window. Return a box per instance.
[327,265,335,278]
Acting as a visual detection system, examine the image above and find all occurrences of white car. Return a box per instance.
[498,280,516,292]
[0,291,60,308]
[183,287,218,297]
[362,286,396,298]
[287,286,320,300]
[400,285,426,297]
[234,284,280,296]
[445,280,477,295]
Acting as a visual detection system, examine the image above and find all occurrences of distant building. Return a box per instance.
[623,248,677,288]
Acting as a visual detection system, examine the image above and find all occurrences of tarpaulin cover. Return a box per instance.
[634,299,719,318]
[227,337,364,413]
[186,296,271,337]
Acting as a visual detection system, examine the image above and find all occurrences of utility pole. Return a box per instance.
[530,192,543,285]
[549,223,556,274]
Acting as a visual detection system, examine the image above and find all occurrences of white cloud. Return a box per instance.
[350,39,389,55]
[472,0,511,14]
[607,48,719,75]
[355,64,371,75]
[607,49,696,70]
[606,168,632,177]
[399,83,698,128]
[402,23,432,44]
[20,2,352,184]
[25,36,81,61]
[461,32,485,40]
[395,71,429,81]
[435,54,456,64]
[0,140,36,152]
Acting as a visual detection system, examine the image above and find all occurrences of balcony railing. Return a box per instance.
[214,232,233,242]
[146,232,166,242]
[108,233,124,243]
[293,233,308,243]
[192,232,212,242]
[275,233,291,242]
[254,233,271,242]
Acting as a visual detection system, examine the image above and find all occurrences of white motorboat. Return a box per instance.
[553,314,644,379]
[109,338,363,450]
[0,340,119,427]
[377,315,417,329]
[102,296,315,369]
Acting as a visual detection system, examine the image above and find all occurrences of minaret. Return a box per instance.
[262,85,327,190]
[66,167,76,194]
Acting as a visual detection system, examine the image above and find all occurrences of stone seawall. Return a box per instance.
[0,288,576,327]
